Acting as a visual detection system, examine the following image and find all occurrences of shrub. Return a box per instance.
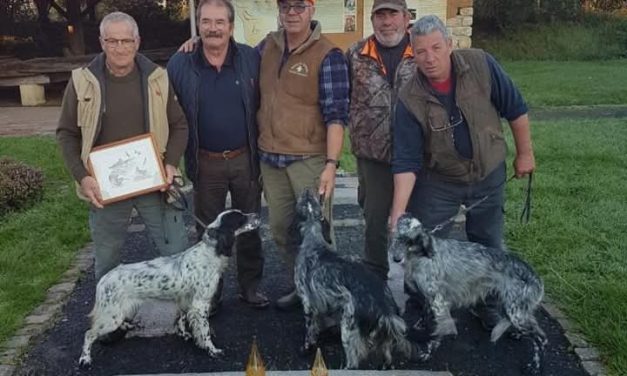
[0,157,45,217]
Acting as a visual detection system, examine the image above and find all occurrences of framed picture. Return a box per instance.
[87,133,167,205]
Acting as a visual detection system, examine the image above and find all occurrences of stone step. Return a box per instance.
[119,370,452,376]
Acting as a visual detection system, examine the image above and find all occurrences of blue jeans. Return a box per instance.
[408,163,507,249]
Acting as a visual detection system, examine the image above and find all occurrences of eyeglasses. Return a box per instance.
[278,3,311,14]
[429,107,464,132]
[102,38,136,49]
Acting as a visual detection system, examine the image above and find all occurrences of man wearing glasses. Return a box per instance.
[390,14,535,251]
[57,12,189,281]
[256,0,349,309]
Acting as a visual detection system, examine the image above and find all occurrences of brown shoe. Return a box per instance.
[238,290,270,309]
[275,290,301,310]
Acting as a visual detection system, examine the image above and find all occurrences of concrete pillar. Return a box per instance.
[19,84,46,106]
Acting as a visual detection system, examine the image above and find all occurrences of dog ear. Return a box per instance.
[420,233,434,258]
[206,228,235,257]
[321,217,332,244]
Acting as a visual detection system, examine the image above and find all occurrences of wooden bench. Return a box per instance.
[0,49,174,106]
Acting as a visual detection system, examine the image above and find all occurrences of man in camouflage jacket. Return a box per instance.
[346,0,415,279]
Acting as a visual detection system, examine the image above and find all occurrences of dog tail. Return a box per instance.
[374,315,413,358]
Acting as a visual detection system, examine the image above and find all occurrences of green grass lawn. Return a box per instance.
[0,136,90,344]
[504,119,627,375]
[501,60,627,108]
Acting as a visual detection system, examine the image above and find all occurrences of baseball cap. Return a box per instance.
[277,0,316,4]
[371,0,407,13]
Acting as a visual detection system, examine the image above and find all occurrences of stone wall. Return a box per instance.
[446,0,474,48]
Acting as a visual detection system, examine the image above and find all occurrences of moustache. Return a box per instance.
[203,31,223,38]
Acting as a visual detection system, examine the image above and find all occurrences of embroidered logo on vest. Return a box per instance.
[288,62,309,77]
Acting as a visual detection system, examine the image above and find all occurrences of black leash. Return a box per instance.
[429,173,533,235]
[165,176,208,228]
[519,172,533,224]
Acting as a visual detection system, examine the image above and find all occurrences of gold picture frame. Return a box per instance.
[87,133,167,205]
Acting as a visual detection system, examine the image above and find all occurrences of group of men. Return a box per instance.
[57,0,534,316]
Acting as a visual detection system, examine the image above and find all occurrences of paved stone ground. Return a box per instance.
[8,197,593,376]
[2,104,627,137]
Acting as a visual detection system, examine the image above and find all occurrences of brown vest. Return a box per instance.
[399,49,506,183]
[257,23,336,155]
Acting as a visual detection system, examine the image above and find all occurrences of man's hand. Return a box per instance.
[80,175,104,209]
[178,36,199,53]
[509,114,535,178]
[318,164,336,201]
[513,152,535,178]
[161,164,178,191]
[388,209,405,234]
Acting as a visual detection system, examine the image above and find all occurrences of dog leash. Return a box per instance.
[165,176,208,228]
[429,173,533,235]
[520,172,533,224]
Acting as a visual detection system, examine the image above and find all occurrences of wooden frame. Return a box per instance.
[87,133,167,205]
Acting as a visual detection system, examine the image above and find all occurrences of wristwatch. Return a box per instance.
[325,158,340,168]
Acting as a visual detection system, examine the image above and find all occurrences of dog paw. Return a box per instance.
[78,355,92,367]
[417,351,432,361]
[299,344,316,356]
[509,330,523,340]
[208,348,223,357]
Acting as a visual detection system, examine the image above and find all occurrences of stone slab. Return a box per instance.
[119,371,452,376]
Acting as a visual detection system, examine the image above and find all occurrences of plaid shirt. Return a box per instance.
[257,37,349,168]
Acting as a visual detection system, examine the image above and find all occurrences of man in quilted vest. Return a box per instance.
[390,14,535,249]
[346,0,415,281]
[257,0,350,309]
[57,12,189,280]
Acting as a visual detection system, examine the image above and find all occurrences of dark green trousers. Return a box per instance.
[357,158,394,279]
[89,192,188,280]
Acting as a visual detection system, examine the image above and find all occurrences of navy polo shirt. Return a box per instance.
[197,44,247,152]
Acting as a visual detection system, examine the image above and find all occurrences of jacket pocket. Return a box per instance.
[76,96,95,129]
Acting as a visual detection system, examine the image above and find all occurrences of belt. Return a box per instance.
[199,146,247,160]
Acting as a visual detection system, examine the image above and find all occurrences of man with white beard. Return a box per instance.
[346,0,415,281]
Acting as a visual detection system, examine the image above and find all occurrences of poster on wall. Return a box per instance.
[344,0,357,32]
[362,0,446,36]
[231,0,351,45]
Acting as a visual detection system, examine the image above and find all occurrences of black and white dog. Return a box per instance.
[293,189,414,369]
[78,209,260,366]
[390,213,547,375]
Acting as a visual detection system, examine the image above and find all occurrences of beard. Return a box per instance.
[375,29,405,47]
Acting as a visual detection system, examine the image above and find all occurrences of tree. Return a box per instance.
[32,0,102,56]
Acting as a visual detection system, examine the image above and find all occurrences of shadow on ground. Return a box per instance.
[16,205,588,376]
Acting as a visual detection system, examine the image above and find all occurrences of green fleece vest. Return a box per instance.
[257,23,336,155]
[71,66,170,200]
[399,49,506,183]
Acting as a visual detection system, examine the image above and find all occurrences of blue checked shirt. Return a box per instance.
[257,35,350,168]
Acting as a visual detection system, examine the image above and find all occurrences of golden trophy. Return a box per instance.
[311,347,329,376]
[245,336,266,376]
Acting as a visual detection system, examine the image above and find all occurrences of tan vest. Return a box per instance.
[257,24,336,155]
[71,66,170,200]
[398,49,506,183]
